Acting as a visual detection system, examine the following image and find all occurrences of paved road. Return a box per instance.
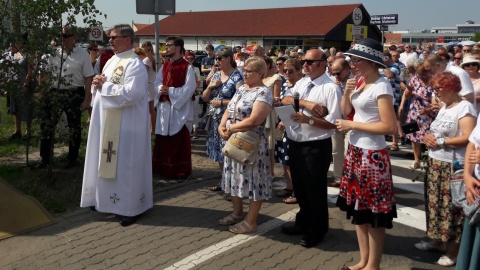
[0,138,454,270]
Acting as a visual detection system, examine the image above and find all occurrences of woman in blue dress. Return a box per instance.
[202,48,243,179]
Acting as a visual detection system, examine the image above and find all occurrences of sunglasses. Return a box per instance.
[301,59,324,66]
[276,62,284,66]
[454,57,462,60]
[331,68,346,76]
[62,34,74,38]
[463,50,471,53]
[186,57,194,60]
[215,57,223,61]
[283,69,296,74]
[110,36,128,40]
[88,49,99,51]
[463,63,478,68]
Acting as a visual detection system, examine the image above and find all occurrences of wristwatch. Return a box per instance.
[437,138,445,147]
[308,117,315,126]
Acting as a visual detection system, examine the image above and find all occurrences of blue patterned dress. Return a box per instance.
[274,82,293,165]
[222,85,273,200]
[206,70,243,163]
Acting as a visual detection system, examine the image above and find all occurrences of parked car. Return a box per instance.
[193,54,206,71]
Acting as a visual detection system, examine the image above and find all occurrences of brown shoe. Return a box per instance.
[328,181,340,187]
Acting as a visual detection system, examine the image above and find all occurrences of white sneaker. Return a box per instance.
[436,255,456,267]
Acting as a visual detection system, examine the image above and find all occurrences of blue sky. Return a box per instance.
[83,0,479,31]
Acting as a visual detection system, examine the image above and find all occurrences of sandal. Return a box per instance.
[276,188,293,197]
[390,144,399,151]
[228,220,257,234]
[283,196,297,204]
[409,161,420,171]
[219,213,244,226]
[208,185,222,191]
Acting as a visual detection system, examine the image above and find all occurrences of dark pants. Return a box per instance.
[40,87,84,164]
[200,80,208,114]
[289,137,332,237]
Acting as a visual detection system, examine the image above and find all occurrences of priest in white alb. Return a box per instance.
[80,24,153,227]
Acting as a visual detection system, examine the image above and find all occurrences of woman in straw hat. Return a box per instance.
[335,38,398,270]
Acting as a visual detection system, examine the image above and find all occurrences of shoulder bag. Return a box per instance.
[448,107,480,224]
[222,91,261,165]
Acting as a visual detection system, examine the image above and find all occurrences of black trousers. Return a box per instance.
[289,137,332,237]
[40,87,84,164]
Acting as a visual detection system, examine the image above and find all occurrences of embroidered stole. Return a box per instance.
[98,51,135,179]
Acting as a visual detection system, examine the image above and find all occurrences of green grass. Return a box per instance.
[0,97,89,214]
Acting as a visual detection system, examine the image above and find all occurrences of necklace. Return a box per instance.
[446,99,462,109]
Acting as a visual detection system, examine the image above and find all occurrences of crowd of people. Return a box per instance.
[2,22,480,269]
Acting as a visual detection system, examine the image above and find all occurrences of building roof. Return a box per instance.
[135,4,363,37]
[132,23,150,32]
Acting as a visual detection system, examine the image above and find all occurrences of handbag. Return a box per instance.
[222,131,260,165]
[198,114,211,131]
[222,91,261,165]
[401,121,419,134]
[274,125,285,141]
[447,110,480,224]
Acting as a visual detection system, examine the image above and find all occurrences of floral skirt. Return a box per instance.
[424,157,464,242]
[336,144,397,228]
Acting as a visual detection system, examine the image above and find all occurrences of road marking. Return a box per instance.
[164,209,298,270]
[167,151,427,269]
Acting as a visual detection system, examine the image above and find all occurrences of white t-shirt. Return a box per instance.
[429,100,477,163]
[143,57,157,101]
[468,116,480,178]
[236,59,245,74]
[349,77,393,150]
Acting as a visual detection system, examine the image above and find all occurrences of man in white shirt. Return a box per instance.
[38,25,94,168]
[399,44,418,66]
[328,58,354,187]
[424,54,475,105]
[280,49,342,248]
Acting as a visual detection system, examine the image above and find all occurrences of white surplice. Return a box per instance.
[153,64,197,135]
[80,50,153,217]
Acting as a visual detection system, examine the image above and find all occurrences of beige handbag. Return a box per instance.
[222,91,261,165]
[222,131,260,165]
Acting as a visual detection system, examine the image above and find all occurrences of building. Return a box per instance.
[386,23,478,48]
[134,4,382,53]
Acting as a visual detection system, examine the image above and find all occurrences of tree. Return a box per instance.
[0,0,105,172]
[473,32,480,42]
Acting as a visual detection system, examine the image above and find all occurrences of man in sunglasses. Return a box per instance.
[328,58,354,188]
[281,49,342,248]
[424,54,475,105]
[38,25,94,169]
[399,43,418,66]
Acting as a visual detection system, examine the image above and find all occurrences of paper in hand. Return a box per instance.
[274,105,298,127]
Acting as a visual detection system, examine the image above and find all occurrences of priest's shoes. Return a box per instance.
[119,215,141,227]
